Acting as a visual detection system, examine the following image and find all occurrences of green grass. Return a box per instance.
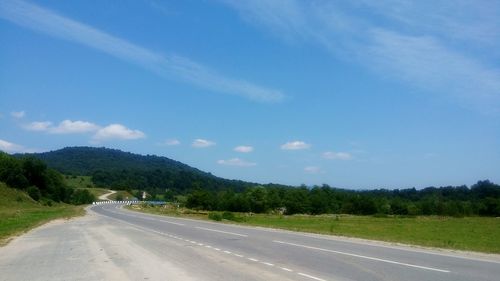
[108,190,134,201]
[131,205,500,253]
[0,182,85,245]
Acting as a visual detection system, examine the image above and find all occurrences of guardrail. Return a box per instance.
[92,200,166,205]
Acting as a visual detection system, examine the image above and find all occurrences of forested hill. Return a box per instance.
[20,147,255,193]
[25,146,205,176]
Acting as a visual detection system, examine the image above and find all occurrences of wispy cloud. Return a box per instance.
[24,121,52,131]
[322,151,352,160]
[0,0,284,103]
[224,0,500,112]
[217,158,256,167]
[92,124,145,142]
[304,166,322,174]
[10,110,25,118]
[160,139,181,146]
[192,139,216,148]
[281,140,310,150]
[234,145,253,153]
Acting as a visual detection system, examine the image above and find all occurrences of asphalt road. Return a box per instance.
[1,203,499,281]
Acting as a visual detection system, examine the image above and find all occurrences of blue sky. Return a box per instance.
[1,0,499,189]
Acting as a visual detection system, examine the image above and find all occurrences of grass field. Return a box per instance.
[0,182,84,245]
[132,204,500,253]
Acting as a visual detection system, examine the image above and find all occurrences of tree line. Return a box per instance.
[0,152,95,205]
[184,182,500,217]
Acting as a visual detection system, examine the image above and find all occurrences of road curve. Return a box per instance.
[1,203,499,281]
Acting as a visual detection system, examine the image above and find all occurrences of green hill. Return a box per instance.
[21,147,255,195]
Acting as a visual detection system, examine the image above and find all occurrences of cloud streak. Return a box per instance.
[234,145,253,153]
[0,0,284,103]
[322,151,352,160]
[217,158,256,167]
[11,111,25,118]
[224,0,500,112]
[192,139,216,148]
[281,141,310,150]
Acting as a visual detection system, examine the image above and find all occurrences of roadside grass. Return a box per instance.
[131,204,500,253]
[0,182,84,245]
[108,190,134,201]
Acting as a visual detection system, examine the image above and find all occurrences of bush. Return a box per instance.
[27,186,41,201]
[222,211,235,221]
[71,189,96,205]
[115,193,124,201]
[208,212,222,221]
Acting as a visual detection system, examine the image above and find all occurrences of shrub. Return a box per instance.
[208,212,222,221]
[27,186,41,201]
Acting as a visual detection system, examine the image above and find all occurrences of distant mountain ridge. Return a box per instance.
[20,147,255,193]
[24,146,207,176]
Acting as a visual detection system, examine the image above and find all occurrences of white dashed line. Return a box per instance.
[248,258,259,262]
[274,240,450,273]
[195,226,248,237]
[281,267,293,272]
[261,262,274,267]
[234,254,244,258]
[223,251,232,254]
[298,272,326,281]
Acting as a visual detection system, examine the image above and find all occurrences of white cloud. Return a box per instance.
[0,139,32,153]
[92,124,145,141]
[0,0,284,103]
[192,139,216,148]
[281,141,310,150]
[217,158,256,167]
[10,110,25,118]
[224,1,500,111]
[234,145,253,153]
[322,151,352,160]
[162,139,181,146]
[50,120,100,134]
[304,166,322,174]
[24,121,52,131]
[24,119,99,134]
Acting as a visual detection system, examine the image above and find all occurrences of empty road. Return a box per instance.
[1,203,499,281]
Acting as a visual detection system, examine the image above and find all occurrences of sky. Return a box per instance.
[1,0,499,189]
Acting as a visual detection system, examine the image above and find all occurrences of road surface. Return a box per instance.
[1,203,499,281]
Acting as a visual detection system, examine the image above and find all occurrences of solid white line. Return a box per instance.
[298,272,326,281]
[159,220,185,226]
[273,240,450,273]
[195,226,248,237]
